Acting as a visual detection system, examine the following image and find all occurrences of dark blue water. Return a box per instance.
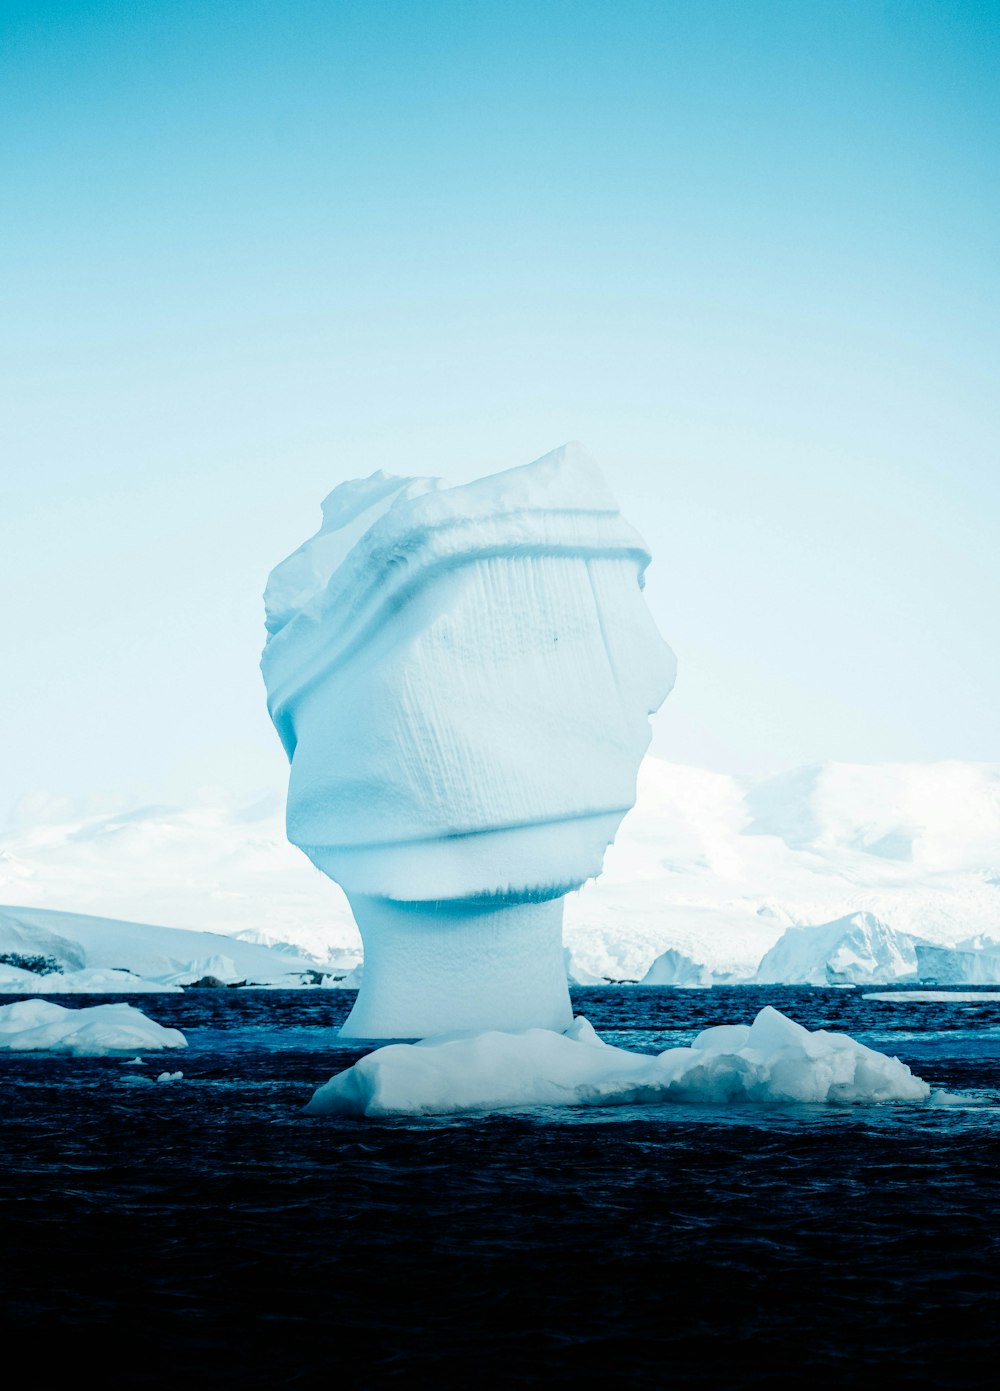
[1,986,998,1388]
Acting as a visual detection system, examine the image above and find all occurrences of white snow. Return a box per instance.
[0,904,321,992]
[565,757,1000,982]
[563,947,607,986]
[0,999,187,1054]
[0,963,183,994]
[262,443,674,1037]
[306,1007,930,1117]
[0,797,363,968]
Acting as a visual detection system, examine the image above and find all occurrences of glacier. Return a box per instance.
[262,443,675,1037]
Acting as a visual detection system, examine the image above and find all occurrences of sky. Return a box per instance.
[2,0,998,829]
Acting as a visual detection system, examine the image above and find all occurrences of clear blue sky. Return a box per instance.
[2,0,998,825]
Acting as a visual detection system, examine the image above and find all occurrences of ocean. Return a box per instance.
[1,986,997,1387]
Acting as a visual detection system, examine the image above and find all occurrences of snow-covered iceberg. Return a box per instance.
[915,941,1000,985]
[306,1007,930,1117]
[754,912,918,986]
[0,999,187,1054]
[639,948,717,987]
[262,443,675,1038]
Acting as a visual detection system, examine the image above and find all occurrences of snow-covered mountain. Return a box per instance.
[2,757,998,984]
[0,797,361,964]
[564,758,1000,980]
[0,903,336,992]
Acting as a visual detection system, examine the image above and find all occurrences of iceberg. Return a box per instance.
[915,941,1000,985]
[0,999,187,1054]
[754,912,918,986]
[639,948,716,987]
[305,1006,931,1116]
[262,443,675,1038]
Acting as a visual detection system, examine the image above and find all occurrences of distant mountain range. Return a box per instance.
[2,758,998,985]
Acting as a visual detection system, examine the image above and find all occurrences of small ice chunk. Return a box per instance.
[156,1071,183,1082]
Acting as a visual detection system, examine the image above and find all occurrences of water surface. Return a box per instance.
[1,986,997,1387]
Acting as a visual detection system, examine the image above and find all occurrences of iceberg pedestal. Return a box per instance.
[262,443,675,1039]
[341,896,570,1039]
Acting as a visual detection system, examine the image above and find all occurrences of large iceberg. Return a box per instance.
[754,911,919,986]
[915,939,1000,985]
[305,1007,931,1116]
[262,443,675,1038]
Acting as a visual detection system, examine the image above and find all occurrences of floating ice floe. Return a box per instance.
[864,991,1000,1003]
[306,1006,930,1117]
[0,999,187,1055]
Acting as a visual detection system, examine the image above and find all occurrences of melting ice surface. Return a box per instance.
[306,1006,931,1117]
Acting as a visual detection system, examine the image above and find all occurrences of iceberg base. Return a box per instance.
[340,895,572,1040]
[312,1006,933,1116]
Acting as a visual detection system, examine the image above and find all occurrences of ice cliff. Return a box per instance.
[262,443,675,1037]
[915,940,1000,985]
